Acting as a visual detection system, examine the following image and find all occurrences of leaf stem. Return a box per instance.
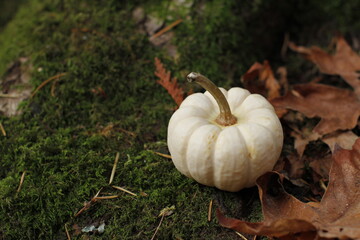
[187,72,237,126]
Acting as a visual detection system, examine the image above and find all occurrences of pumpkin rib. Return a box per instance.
[237,122,279,187]
[168,117,209,178]
[186,124,221,186]
[213,126,250,191]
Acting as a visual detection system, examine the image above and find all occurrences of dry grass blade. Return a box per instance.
[112,185,137,197]
[154,57,184,106]
[235,231,249,240]
[0,122,6,136]
[74,188,102,217]
[153,151,172,159]
[151,206,175,240]
[65,224,71,240]
[94,195,119,200]
[150,19,183,40]
[109,152,120,184]
[208,199,213,222]
[31,72,67,98]
[16,171,26,192]
[151,214,165,240]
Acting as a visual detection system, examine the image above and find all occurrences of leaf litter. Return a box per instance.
[218,138,360,239]
[212,36,360,239]
[154,34,360,239]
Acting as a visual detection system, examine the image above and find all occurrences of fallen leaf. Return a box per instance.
[154,57,185,106]
[289,36,360,94]
[322,131,359,153]
[308,153,332,182]
[241,61,281,100]
[242,61,288,117]
[218,138,360,239]
[290,127,321,158]
[271,83,360,135]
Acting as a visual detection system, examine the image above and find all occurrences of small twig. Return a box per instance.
[235,231,249,240]
[31,72,67,98]
[17,171,26,192]
[208,199,213,222]
[112,185,137,197]
[109,152,120,184]
[319,179,327,192]
[151,214,165,240]
[150,19,183,40]
[74,188,102,217]
[94,195,119,200]
[65,224,71,240]
[50,77,61,97]
[150,206,175,240]
[0,122,6,136]
[153,151,172,159]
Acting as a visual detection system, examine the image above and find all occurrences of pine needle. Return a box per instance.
[94,195,119,200]
[109,152,120,184]
[208,199,213,222]
[235,231,249,240]
[31,72,67,98]
[17,171,26,192]
[0,122,6,136]
[151,206,175,240]
[112,185,137,197]
[150,19,183,40]
[153,151,172,159]
[154,57,184,106]
[65,224,71,240]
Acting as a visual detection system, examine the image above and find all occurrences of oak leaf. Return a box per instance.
[218,138,360,239]
[289,36,360,94]
[271,83,360,135]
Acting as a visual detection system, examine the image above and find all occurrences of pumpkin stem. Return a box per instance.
[187,72,237,126]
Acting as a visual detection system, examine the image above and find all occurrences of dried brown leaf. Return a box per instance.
[322,131,359,153]
[218,138,360,239]
[271,83,360,135]
[289,36,360,94]
[154,57,184,106]
[242,61,281,100]
[242,61,288,117]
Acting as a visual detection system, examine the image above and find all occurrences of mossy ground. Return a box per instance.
[1,0,360,239]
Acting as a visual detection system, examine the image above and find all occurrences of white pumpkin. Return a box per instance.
[167,72,283,192]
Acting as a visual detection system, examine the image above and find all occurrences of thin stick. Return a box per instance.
[150,214,165,240]
[153,151,172,159]
[235,231,249,240]
[208,199,213,222]
[109,152,120,184]
[31,72,67,98]
[0,122,6,136]
[74,188,102,217]
[112,185,137,197]
[65,224,71,240]
[94,195,119,200]
[17,171,26,192]
[319,179,327,192]
[150,19,183,40]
